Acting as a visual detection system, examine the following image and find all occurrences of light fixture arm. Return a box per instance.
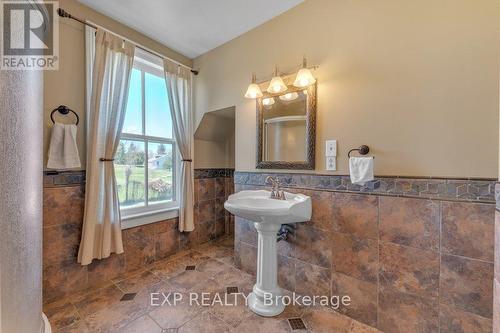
[252,65,318,85]
[273,65,279,77]
[245,57,318,97]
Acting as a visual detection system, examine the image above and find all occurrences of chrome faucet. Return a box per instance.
[266,176,286,200]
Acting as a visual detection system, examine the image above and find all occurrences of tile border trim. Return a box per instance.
[235,171,496,203]
[44,170,86,187]
[44,168,235,187]
[495,183,500,210]
[194,168,234,179]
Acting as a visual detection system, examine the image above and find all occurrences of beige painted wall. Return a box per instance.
[193,109,235,168]
[43,0,192,170]
[193,0,499,177]
[194,139,234,169]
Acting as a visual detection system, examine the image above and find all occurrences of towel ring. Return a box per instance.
[50,105,79,126]
[348,145,373,158]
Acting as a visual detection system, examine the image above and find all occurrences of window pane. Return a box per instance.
[147,142,173,204]
[122,69,142,135]
[145,72,173,138]
[114,140,145,208]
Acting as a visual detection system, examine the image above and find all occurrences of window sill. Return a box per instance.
[121,207,179,230]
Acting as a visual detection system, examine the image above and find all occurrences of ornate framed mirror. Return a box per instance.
[256,83,316,169]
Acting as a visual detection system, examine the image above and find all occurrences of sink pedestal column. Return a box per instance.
[247,222,285,317]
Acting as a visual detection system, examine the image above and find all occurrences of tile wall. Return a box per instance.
[234,172,495,333]
[494,184,500,332]
[42,169,233,303]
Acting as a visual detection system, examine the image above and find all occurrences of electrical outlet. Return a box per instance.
[326,140,337,156]
[326,156,336,171]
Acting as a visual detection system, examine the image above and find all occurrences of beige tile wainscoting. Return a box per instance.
[494,184,500,333]
[43,169,233,304]
[234,172,496,333]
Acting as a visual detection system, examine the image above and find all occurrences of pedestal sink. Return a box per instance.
[224,190,311,316]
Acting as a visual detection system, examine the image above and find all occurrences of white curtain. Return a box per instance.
[78,29,135,265]
[163,59,194,232]
[84,25,96,136]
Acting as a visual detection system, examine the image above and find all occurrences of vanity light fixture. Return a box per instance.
[244,73,263,99]
[267,66,288,94]
[262,97,275,106]
[293,56,316,88]
[279,92,299,102]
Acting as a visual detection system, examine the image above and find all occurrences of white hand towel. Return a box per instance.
[349,156,374,186]
[47,122,81,169]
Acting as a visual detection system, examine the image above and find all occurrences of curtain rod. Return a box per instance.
[57,8,199,75]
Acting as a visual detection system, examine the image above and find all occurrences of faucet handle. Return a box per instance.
[266,176,286,199]
[266,176,278,198]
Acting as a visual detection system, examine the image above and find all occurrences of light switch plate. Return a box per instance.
[326,156,336,171]
[326,140,337,157]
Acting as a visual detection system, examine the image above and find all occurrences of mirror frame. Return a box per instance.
[256,83,316,170]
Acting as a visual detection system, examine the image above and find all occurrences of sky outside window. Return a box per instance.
[145,72,173,138]
[122,68,142,135]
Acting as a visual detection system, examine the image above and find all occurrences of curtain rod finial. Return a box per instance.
[57,8,70,18]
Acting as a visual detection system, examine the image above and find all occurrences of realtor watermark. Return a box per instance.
[1,0,59,70]
[151,292,351,310]
[267,293,351,309]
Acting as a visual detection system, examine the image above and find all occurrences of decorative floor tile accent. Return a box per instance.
[288,317,307,330]
[185,265,196,271]
[226,286,239,294]
[120,293,137,301]
[162,328,178,333]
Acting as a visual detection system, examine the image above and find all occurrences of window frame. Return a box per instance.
[118,52,180,220]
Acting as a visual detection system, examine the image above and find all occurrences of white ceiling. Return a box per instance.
[78,0,304,59]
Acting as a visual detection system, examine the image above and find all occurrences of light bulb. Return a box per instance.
[262,98,275,106]
[293,68,316,88]
[267,76,287,94]
[267,66,288,94]
[293,56,316,88]
[279,92,298,101]
[244,74,262,99]
[245,83,263,98]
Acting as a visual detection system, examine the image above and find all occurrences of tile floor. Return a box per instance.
[44,237,381,333]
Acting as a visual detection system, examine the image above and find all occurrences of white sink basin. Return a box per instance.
[224,190,311,224]
[224,189,311,317]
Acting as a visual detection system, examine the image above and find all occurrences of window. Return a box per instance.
[114,50,179,219]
